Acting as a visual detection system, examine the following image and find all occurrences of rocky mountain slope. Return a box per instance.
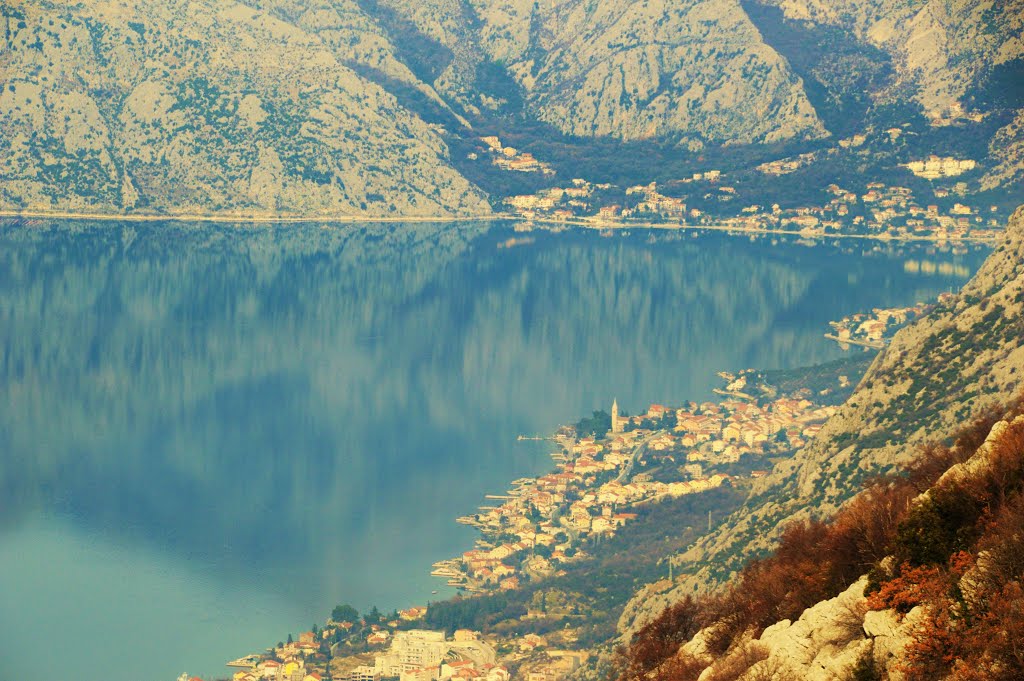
[617,405,1024,680]
[461,0,827,144]
[1,0,1021,215]
[0,0,489,216]
[763,0,1024,115]
[620,203,1024,636]
[758,0,1024,187]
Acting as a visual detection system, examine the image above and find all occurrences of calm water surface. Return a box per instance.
[0,220,987,681]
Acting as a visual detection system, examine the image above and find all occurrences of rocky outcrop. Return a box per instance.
[0,0,490,217]
[668,411,1024,680]
[424,0,828,144]
[699,580,926,681]
[763,0,1024,119]
[620,205,1024,636]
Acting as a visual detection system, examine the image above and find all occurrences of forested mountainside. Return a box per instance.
[610,204,1024,671]
[1,0,1022,215]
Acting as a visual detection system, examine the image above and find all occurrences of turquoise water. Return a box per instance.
[0,220,987,681]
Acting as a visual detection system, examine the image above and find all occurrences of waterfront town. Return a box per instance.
[195,371,844,681]
[469,131,1006,242]
[435,393,837,595]
[202,624,591,681]
[211,627,509,681]
[501,174,1002,242]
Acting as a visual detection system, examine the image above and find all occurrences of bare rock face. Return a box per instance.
[620,205,1024,636]
[763,0,1024,118]
[754,579,872,680]
[0,0,490,217]
[984,109,1024,191]
[748,586,928,681]
[465,0,827,144]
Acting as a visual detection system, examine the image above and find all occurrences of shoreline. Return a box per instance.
[527,216,1003,244]
[0,209,500,225]
[0,209,1002,244]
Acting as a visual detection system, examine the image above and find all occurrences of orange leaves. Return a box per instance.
[618,398,1024,681]
[614,597,703,681]
[865,563,944,614]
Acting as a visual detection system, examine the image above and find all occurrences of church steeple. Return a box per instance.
[611,398,622,433]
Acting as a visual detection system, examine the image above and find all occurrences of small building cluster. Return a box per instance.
[827,302,937,348]
[505,179,608,221]
[621,183,687,219]
[477,137,555,175]
[903,156,977,179]
[340,630,503,681]
[224,631,325,681]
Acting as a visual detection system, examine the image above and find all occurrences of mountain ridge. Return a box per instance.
[1,0,1022,216]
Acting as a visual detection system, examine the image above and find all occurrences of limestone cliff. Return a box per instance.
[763,0,1024,118]
[381,0,828,145]
[0,0,490,217]
[620,205,1024,636]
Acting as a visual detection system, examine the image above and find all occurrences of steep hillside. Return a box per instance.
[761,0,1024,117]
[2,0,1021,214]
[0,0,489,216]
[470,0,826,144]
[379,0,827,145]
[616,406,1024,680]
[755,0,1024,186]
[620,204,1024,636]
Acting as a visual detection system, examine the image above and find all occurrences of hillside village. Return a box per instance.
[473,137,556,176]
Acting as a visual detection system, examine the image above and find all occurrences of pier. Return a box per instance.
[824,333,886,349]
[227,656,260,669]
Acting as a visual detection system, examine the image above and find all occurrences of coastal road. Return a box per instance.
[615,432,661,484]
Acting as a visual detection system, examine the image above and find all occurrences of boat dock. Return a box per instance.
[227,656,260,669]
[824,333,886,349]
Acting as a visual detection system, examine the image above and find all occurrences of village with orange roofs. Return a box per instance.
[190,292,950,681]
[191,305,938,681]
